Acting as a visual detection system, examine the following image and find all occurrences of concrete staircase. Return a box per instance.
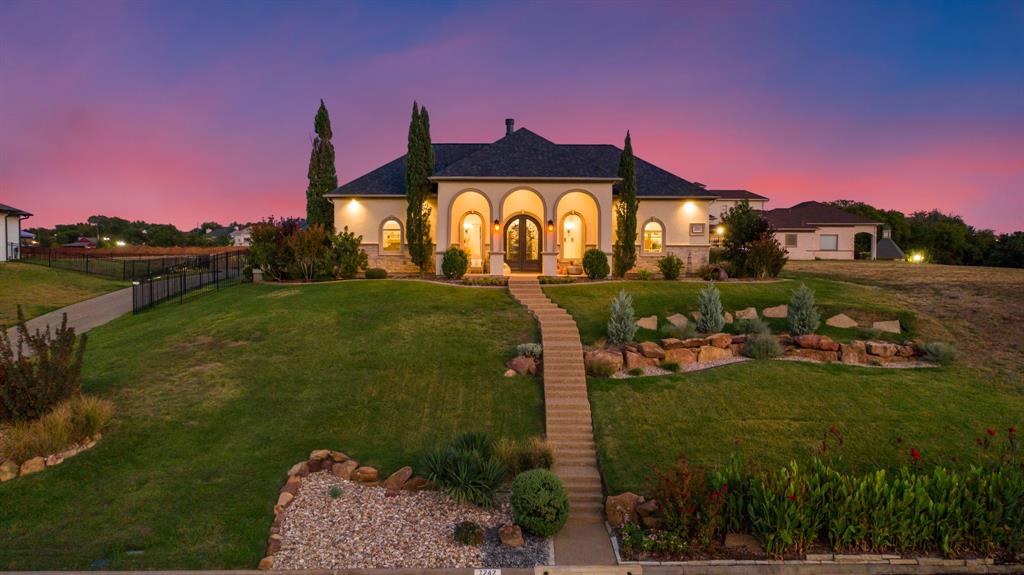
[508,276,616,565]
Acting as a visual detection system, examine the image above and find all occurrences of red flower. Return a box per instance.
[786,494,797,501]
[986,428,997,437]
[910,448,922,461]
[1010,426,1017,434]
[829,424,838,435]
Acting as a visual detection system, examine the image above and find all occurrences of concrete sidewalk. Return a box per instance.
[4,286,134,348]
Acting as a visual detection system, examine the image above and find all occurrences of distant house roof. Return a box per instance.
[710,189,768,201]
[230,226,251,237]
[0,203,32,217]
[328,126,714,199]
[208,227,236,239]
[876,238,906,260]
[20,230,35,239]
[764,201,879,230]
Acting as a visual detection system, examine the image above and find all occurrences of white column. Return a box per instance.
[870,228,877,261]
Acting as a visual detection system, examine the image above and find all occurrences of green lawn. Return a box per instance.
[0,281,543,570]
[0,262,126,328]
[543,278,915,345]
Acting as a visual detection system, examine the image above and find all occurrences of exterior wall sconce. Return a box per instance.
[547,219,555,232]
[493,219,500,232]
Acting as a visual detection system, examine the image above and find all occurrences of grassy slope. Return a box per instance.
[0,262,126,328]
[545,275,1024,495]
[0,281,542,570]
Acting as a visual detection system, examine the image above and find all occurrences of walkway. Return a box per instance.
[507,277,617,566]
[4,287,133,350]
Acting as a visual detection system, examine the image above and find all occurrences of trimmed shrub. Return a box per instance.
[636,269,653,281]
[441,247,470,279]
[511,469,570,537]
[920,341,957,365]
[453,521,484,546]
[333,226,369,279]
[1,310,86,422]
[735,318,771,336]
[696,283,725,334]
[746,235,788,278]
[494,436,554,477]
[364,267,387,279]
[657,253,683,280]
[582,248,609,279]
[516,343,542,359]
[607,290,638,344]
[787,283,820,336]
[742,333,783,360]
[1,395,114,463]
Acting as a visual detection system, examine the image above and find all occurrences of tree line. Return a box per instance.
[26,216,246,248]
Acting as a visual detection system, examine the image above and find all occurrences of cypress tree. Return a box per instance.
[613,131,638,277]
[306,100,338,228]
[405,102,434,272]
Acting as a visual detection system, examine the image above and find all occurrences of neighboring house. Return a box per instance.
[764,201,880,260]
[1,203,32,261]
[327,119,727,276]
[20,229,36,246]
[708,189,769,246]
[63,236,98,249]
[230,226,252,246]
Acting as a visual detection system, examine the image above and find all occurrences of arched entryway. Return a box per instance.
[505,214,542,272]
[459,212,485,269]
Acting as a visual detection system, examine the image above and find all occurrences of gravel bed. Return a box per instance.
[272,472,549,569]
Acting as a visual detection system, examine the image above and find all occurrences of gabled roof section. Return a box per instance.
[710,189,768,201]
[0,203,32,217]
[876,238,906,260]
[328,143,487,197]
[764,201,879,230]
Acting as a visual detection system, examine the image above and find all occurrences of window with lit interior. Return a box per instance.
[643,221,664,253]
[381,219,402,252]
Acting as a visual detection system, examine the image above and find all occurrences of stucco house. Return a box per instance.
[1,203,32,261]
[764,201,880,260]
[327,119,759,276]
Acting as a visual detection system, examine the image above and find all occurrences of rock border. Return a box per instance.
[0,432,103,482]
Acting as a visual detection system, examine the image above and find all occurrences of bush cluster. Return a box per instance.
[248,218,368,281]
[921,341,957,365]
[422,432,505,507]
[539,276,576,284]
[582,248,609,279]
[1,310,86,422]
[364,267,388,279]
[441,247,469,279]
[494,436,554,477]
[511,469,570,537]
[742,333,783,360]
[656,253,683,280]
[1,395,114,463]
[461,277,507,286]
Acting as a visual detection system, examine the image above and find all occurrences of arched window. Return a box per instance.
[381,219,402,252]
[642,220,664,254]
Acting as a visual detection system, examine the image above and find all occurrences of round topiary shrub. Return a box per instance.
[656,253,683,280]
[510,469,569,537]
[441,247,470,279]
[364,267,388,279]
[582,248,609,279]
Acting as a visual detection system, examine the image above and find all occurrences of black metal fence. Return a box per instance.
[132,251,247,313]
[20,249,226,281]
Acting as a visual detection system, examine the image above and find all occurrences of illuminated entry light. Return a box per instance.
[716,225,726,236]
[683,201,696,215]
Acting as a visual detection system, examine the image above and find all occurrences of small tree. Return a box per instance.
[405,102,435,273]
[720,201,771,276]
[607,290,638,344]
[441,246,470,279]
[582,248,610,279]
[305,100,337,229]
[787,283,820,335]
[746,236,788,279]
[332,227,368,279]
[612,131,638,277]
[247,217,301,281]
[286,224,331,282]
[696,283,725,333]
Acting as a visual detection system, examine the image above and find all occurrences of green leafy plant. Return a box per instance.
[452,431,494,459]
[423,432,504,507]
[1,309,86,422]
[285,223,332,281]
[746,235,788,279]
[636,269,653,281]
[516,343,542,359]
[441,246,470,279]
[742,333,783,360]
[332,226,369,279]
[696,283,725,333]
[657,253,683,280]
[607,290,638,344]
[583,248,610,279]
[494,436,554,476]
[787,283,820,336]
[511,469,570,537]
[364,267,387,279]
[539,276,576,284]
[328,485,343,498]
[461,276,507,286]
[453,520,484,545]
[920,341,956,365]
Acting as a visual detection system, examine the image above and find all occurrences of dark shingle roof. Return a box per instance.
[764,201,879,230]
[328,127,713,198]
[710,189,768,201]
[876,238,906,260]
[0,203,32,217]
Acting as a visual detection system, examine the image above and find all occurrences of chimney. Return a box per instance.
[505,118,515,136]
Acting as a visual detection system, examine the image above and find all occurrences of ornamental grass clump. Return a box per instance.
[607,290,638,344]
[423,432,505,507]
[696,283,725,333]
[787,283,820,336]
[494,436,554,477]
[1,395,114,464]
[742,333,783,360]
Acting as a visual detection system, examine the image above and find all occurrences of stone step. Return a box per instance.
[547,424,594,435]
[546,408,593,419]
[545,399,591,410]
[551,437,597,449]
[569,493,605,507]
[554,464,602,478]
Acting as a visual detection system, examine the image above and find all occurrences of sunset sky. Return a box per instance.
[2,0,1022,232]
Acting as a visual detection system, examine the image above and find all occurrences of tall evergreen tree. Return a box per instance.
[305,100,338,228]
[405,102,434,272]
[613,131,638,277]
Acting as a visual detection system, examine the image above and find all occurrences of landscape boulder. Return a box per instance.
[507,355,537,376]
[606,492,645,527]
[763,304,788,318]
[638,341,666,359]
[660,338,684,349]
[383,466,413,491]
[873,320,902,334]
[666,313,688,328]
[896,344,916,357]
[503,368,517,378]
[735,307,758,320]
[280,474,302,495]
[723,311,734,324]
[624,350,659,370]
[274,492,294,513]
[287,461,310,478]
[664,347,697,365]
[680,337,707,348]
[788,348,839,363]
[309,449,330,461]
[635,315,658,331]
[794,334,839,351]
[19,457,45,477]
[266,533,282,555]
[826,313,859,328]
[0,460,19,482]
[402,476,432,491]
[585,350,623,376]
[840,341,867,364]
[636,499,660,518]
[690,311,702,322]
[707,333,732,349]
[329,450,349,462]
[331,460,359,480]
[866,341,898,357]
[697,345,732,363]
[352,466,380,484]
[499,524,525,547]
[258,557,274,570]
